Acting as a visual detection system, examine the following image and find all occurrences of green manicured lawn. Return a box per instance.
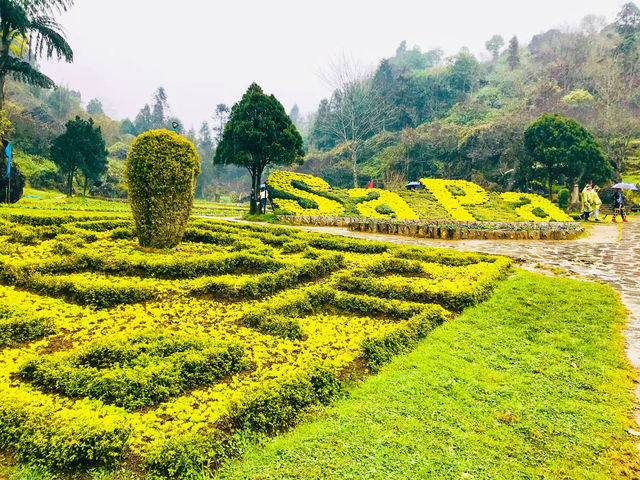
[217,271,639,480]
[5,188,247,216]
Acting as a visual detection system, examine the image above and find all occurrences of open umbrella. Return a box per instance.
[611,182,639,191]
[405,181,424,190]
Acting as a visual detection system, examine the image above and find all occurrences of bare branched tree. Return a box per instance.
[316,54,396,187]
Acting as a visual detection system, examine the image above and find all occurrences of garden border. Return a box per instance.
[276,215,584,240]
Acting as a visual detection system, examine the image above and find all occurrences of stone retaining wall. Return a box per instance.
[276,216,584,241]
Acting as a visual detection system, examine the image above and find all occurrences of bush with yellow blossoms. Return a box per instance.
[0,210,512,477]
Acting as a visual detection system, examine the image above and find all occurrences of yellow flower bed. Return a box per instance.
[266,170,344,216]
[347,188,418,219]
[0,213,511,475]
[500,192,573,222]
[419,179,489,221]
[265,170,575,223]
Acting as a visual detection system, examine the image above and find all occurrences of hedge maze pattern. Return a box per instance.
[0,210,511,476]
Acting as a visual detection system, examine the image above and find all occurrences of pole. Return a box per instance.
[5,141,11,204]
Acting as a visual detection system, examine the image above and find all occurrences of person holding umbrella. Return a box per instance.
[612,187,627,222]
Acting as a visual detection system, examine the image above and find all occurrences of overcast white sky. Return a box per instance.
[39,0,625,131]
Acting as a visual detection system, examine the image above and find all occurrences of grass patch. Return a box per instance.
[6,188,247,217]
[217,271,639,480]
[241,213,285,224]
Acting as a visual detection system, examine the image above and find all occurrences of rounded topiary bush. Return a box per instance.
[124,129,200,248]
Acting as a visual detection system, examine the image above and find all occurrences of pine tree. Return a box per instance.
[507,36,520,70]
[214,83,304,214]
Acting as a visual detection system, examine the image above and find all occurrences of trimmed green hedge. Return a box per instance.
[19,331,246,410]
[0,396,130,470]
[0,306,55,347]
[192,253,345,300]
[362,306,448,370]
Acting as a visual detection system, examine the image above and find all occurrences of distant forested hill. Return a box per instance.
[1,80,248,200]
[301,4,640,198]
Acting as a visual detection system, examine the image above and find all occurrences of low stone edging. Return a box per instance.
[276,216,584,241]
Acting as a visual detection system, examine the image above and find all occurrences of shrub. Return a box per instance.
[192,253,345,300]
[0,396,130,471]
[125,129,200,248]
[306,235,388,253]
[231,365,343,434]
[558,188,570,209]
[111,227,136,240]
[19,331,246,410]
[0,307,55,347]
[7,225,38,244]
[27,273,155,308]
[143,432,227,480]
[362,306,448,370]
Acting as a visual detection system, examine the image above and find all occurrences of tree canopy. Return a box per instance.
[523,114,612,197]
[0,0,74,109]
[214,82,304,213]
[50,116,108,196]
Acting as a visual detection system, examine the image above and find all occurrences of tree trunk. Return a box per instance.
[548,171,553,201]
[249,170,261,215]
[83,176,88,198]
[0,75,5,111]
[351,147,358,188]
[569,183,580,211]
[67,171,74,197]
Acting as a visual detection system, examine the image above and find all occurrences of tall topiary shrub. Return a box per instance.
[125,129,200,248]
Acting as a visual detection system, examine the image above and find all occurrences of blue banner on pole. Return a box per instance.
[5,141,11,178]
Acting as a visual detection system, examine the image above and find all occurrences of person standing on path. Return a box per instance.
[588,184,602,222]
[612,187,627,222]
[259,184,268,215]
[581,184,593,221]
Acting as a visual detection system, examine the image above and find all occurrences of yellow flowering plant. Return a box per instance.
[0,213,512,476]
[266,170,345,216]
[500,193,573,222]
[347,188,419,219]
[419,179,489,221]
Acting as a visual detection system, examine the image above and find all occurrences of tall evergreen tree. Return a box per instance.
[214,83,304,214]
[485,34,505,60]
[151,87,168,129]
[507,36,520,70]
[134,104,153,135]
[288,104,301,126]
[120,118,136,136]
[614,2,640,79]
[212,103,229,142]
